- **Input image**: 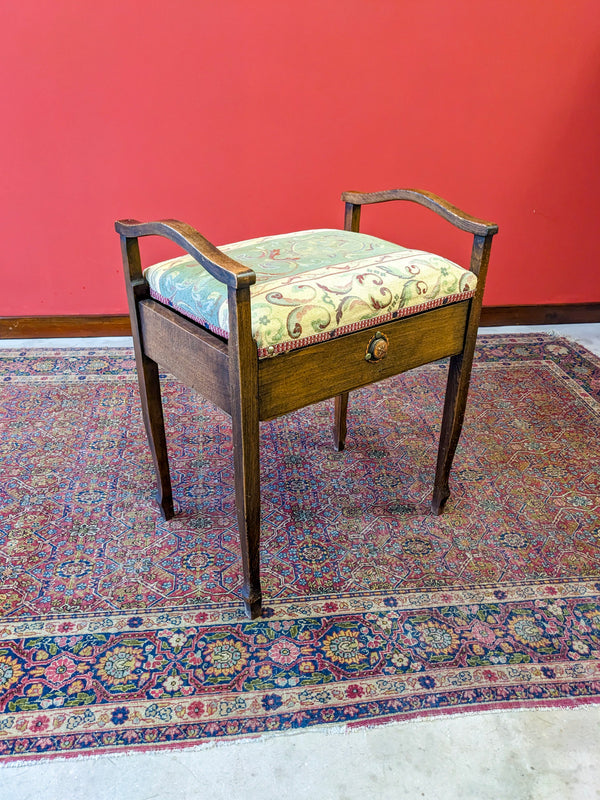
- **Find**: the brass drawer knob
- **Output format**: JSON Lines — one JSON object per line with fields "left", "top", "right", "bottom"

{"left": 365, "top": 331, "right": 389, "bottom": 362}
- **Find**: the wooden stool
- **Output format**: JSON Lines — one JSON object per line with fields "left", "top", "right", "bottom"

{"left": 116, "top": 189, "right": 498, "bottom": 617}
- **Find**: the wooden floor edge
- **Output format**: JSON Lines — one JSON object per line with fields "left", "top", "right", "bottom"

{"left": 1, "top": 304, "right": 599, "bottom": 339}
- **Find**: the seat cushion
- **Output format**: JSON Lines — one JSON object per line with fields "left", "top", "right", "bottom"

{"left": 144, "top": 229, "right": 477, "bottom": 358}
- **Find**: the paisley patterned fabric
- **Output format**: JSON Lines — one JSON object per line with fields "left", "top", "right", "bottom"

{"left": 144, "top": 229, "right": 477, "bottom": 358}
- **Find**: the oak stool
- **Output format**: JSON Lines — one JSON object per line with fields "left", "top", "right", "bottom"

{"left": 116, "top": 189, "right": 498, "bottom": 617}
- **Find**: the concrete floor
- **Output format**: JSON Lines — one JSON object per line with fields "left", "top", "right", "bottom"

{"left": 1, "top": 324, "right": 599, "bottom": 800}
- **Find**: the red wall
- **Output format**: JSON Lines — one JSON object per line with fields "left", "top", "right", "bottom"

{"left": 2, "top": 0, "right": 599, "bottom": 316}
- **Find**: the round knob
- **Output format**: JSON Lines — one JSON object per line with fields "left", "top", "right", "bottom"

{"left": 365, "top": 331, "right": 389, "bottom": 362}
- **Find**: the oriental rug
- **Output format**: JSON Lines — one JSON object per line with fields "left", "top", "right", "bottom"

{"left": 0, "top": 334, "right": 599, "bottom": 761}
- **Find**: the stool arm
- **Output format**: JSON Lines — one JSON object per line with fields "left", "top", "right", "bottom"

{"left": 341, "top": 189, "right": 498, "bottom": 237}
{"left": 115, "top": 219, "right": 256, "bottom": 289}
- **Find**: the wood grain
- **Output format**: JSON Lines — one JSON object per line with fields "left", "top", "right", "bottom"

{"left": 432, "top": 233, "right": 495, "bottom": 513}
{"left": 341, "top": 189, "right": 498, "bottom": 236}
{"left": 258, "top": 302, "right": 469, "bottom": 420}
{"left": 227, "top": 285, "right": 262, "bottom": 619}
{"left": 115, "top": 219, "right": 256, "bottom": 289}
{"left": 333, "top": 392, "right": 349, "bottom": 452}
{"left": 120, "top": 236, "right": 174, "bottom": 520}
{"left": 138, "top": 300, "right": 231, "bottom": 414}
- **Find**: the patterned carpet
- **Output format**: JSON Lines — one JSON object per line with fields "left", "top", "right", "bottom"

{"left": 1, "top": 334, "right": 599, "bottom": 760}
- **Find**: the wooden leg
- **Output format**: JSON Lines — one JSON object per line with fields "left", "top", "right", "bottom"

{"left": 120, "top": 235, "right": 174, "bottom": 521}
{"left": 231, "top": 400, "right": 262, "bottom": 618}
{"left": 228, "top": 286, "right": 262, "bottom": 619}
{"left": 432, "top": 234, "right": 495, "bottom": 514}
{"left": 134, "top": 349, "right": 175, "bottom": 521}
{"left": 431, "top": 352, "right": 473, "bottom": 515}
{"left": 333, "top": 392, "right": 349, "bottom": 452}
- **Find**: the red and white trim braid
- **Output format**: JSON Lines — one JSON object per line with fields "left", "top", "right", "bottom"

{"left": 149, "top": 287, "right": 475, "bottom": 360}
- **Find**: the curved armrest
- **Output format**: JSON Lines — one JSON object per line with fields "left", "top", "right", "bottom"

{"left": 115, "top": 219, "right": 256, "bottom": 289}
{"left": 341, "top": 189, "right": 498, "bottom": 237}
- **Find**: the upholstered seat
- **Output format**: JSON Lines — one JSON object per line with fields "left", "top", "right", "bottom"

{"left": 144, "top": 229, "right": 477, "bottom": 357}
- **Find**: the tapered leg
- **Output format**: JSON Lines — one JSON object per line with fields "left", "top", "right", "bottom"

{"left": 431, "top": 352, "right": 472, "bottom": 515}
{"left": 431, "top": 233, "right": 495, "bottom": 515}
{"left": 231, "top": 398, "right": 262, "bottom": 618}
{"left": 228, "top": 286, "right": 262, "bottom": 618}
{"left": 120, "top": 234, "right": 174, "bottom": 521}
{"left": 134, "top": 350, "right": 175, "bottom": 521}
{"left": 333, "top": 392, "right": 349, "bottom": 451}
